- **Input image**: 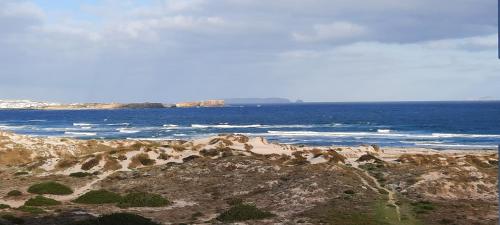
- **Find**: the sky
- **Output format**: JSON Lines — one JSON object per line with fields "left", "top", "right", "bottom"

{"left": 0, "top": 0, "right": 498, "bottom": 103}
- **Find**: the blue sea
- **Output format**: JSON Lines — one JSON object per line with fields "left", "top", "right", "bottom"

{"left": 0, "top": 102, "right": 499, "bottom": 149}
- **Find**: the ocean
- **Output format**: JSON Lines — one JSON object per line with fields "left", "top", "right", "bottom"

{"left": 0, "top": 101, "right": 499, "bottom": 149}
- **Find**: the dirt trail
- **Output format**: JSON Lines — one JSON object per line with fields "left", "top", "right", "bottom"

{"left": 355, "top": 167, "right": 401, "bottom": 221}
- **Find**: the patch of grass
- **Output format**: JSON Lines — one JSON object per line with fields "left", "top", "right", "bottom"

{"left": 411, "top": 201, "right": 435, "bottom": 214}
{"left": 14, "top": 171, "right": 29, "bottom": 176}
{"left": 117, "top": 192, "right": 169, "bottom": 208}
{"left": 216, "top": 203, "right": 274, "bottom": 222}
{"left": 0, "top": 204, "right": 10, "bottom": 209}
{"left": 24, "top": 196, "right": 61, "bottom": 206}
{"left": 1, "top": 214, "right": 24, "bottom": 224}
{"left": 73, "top": 190, "right": 122, "bottom": 204}
{"left": 71, "top": 213, "right": 160, "bottom": 225}
{"left": 27, "top": 181, "right": 73, "bottom": 195}
{"left": 17, "top": 206, "right": 44, "bottom": 214}
{"left": 6, "top": 190, "right": 22, "bottom": 197}
{"left": 69, "top": 172, "right": 94, "bottom": 178}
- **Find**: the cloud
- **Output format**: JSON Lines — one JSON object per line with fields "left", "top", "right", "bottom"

{"left": 292, "top": 22, "right": 367, "bottom": 43}
{"left": 115, "top": 16, "right": 225, "bottom": 40}
{"left": 0, "top": 0, "right": 498, "bottom": 102}
{"left": 0, "top": 1, "right": 44, "bottom": 34}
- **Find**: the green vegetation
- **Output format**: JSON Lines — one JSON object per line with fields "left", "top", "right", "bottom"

{"left": 71, "top": 213, "right": 160, "bottom": 225}
{"left": 343, "top": 190, "right": 355, "bottom": 195}
{"left": 24, "top": 195, "right": 61, "bottom": 206}
{"left": 27, "top": 181, "right": 73, "bottom": 195}
{"left": 411, "top": 201, "right": 435, "bottom": 214}
{"left": 6, "top": 190, "right": 22, "bottom": 197}
{"left": 73, "top": 190, "right": 122, "bottom": 204}
{"left": 69, "top": 172, "right": 94, "bottom": 178}
{"left": 117, "top": 192, "right": 169, "bottom": 208}
{"left": 217, "top": 203, "right": 274, "bottom": 222}
{"left": 1, "top": 214, "right": 24, "bottom": 224}
{"left": 14, "top": 171, "right": 29, "bottom": 176}
{"left": 0, "top": 204, "right": 10, "bottom": 209}
{"left": 17, "top": 206, "right": 44, "bottom": 214}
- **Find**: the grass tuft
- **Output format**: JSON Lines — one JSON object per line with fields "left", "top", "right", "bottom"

{"left": 6, "top": 190, "right": 22, "bottom": 197}
{"left": 69, "top": 172, "right": 94, "bottom": 178}
{"left": 217, "top": 203, "right": 274, "bottom": 222}
{"left": 117, "top": 192, "right": 169, "bottom": 208}
{"left": 24, "top": 195, "right": 61, "bottom": 206}
{"left": 27, "top": 181, "right": 73, "bottom": 195}
{"left": 73, "top": 190, "right": 122, "bottom": 204}
{"left": 17, "top": 206, "right": 45, "bottom": 214}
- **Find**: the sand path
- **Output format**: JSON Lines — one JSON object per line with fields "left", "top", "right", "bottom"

{"left": 355, "top": 167, "right": 401, "bottom": 221}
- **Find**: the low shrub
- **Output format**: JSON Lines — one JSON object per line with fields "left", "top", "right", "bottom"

{"left": 81, "top": 157, "right": 101, "bottom": 171}
{"left": 343, "top": 190, "right": 355, "bottom": 195}
{"left": 71, "top": 213, "right": 160, "bottom": 225}
{"left": 17, "top": 206, "right": 44, "bottom": 214}
{"left": 24, "top": 196, "right": 61, "bottom": 206}
{"left": 411, "top": 201, "right": 435, "bottom": 214}
{"left": 69, "top": 172, "right": 94, "bottom": 178}
{"left": 14, "top": 171, "right": 29, "bottom": 176}
{"left": 73, "top": 190, "right": 122, "bottom": 204}
{"left": 217, "top": 203, "right": 274, "bottom": 222}
{"left": 0, "top": 204, "right": 10, "bottom": 209}
{"left": 27, "top": 181, "right": 73, "bottom": 195}
{"left": 117, "top": 192, "right": 169, "bottom": 208}
{"left": 1, "top": 214, "right": 24, "bottom": 224}
{"left": 6, "top": 190, "right": 22, "bottom": 197}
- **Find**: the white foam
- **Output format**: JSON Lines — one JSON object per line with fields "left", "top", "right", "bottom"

{"left": 265, "top": 130, "right": 500, "bottom": 139}
{"left": 107, "top": 123, "right": 130, "bottom": 126}
{"left": 377, "top": 129, "right": 391, "bottom": 133}
{"left": 64, "top": 131, "right": 97, "bottom": 136}
{"left": 73, "top": 123, "right": 95, "bottom": 126}
{"left": 191, "top": 124, "right": 262, "bottom": 129}
{"left": 117, "top": 128, "right": 140, "bottom": 133}
{"left": 413, "top": 143, "right": 497, "bottom": 149}
{"left": 28, "top": 119, "right": 47, "bottom": 122}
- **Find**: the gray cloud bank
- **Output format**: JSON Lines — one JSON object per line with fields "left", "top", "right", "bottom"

{"left": 0, "top": 0, "right": 498, "bottom": 103}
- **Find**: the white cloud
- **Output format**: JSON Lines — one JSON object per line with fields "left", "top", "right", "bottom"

{"left": 292, "top": 22, "right": 367, "bottom": 42}
{"left": 0, "top": 0, "right": 498, "bottom": 102}
{"left": 115, "top": 16, "right": 225, "bottom": 40}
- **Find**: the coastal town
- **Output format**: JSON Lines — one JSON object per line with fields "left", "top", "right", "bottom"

{"left": 0, "top": 99, "right": 225, "bottom": 110}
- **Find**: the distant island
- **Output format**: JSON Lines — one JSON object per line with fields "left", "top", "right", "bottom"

{"left": 224, "top": 98, "right": 292, "bottom": 104}
{"left": 0, "top": 99, "right": 225, "bottom": 110}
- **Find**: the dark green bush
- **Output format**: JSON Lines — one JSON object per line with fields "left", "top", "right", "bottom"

{"left": 411, "top": 201, "right": 435, "bottom": 214}
{"left": 0, "top": 204, "right": 10, "bottom": 209}
{"left": 69, "top": 172, "right": 94, "bottom": 178}
{"left": 343, "top": 190, "right": 355, "bottom": 195}
{"left": 117, "top": 192, "right": 169, "bottom": 208}
{"left": 17, "top": 206, "right": 44, "bottom": 214}
{"left": 73, "top": 190, "right": 122, "bottom": 204}
{"left": 27, "top": 182, "right": 73, "bottom": 195}
{"left": 1, "top": 214, "right": 24, "bottom": 224}
{"left": 24, "top": 196, "right": 61, "bottom": 206}
{"left": 217, "top": 203, "right": 274, "bottom": 222}
{"left": 6, "top": 190, "right": 22, "bottom": 197}
{"left": 71, "top": 213, "right": 160, "bottom": 225}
